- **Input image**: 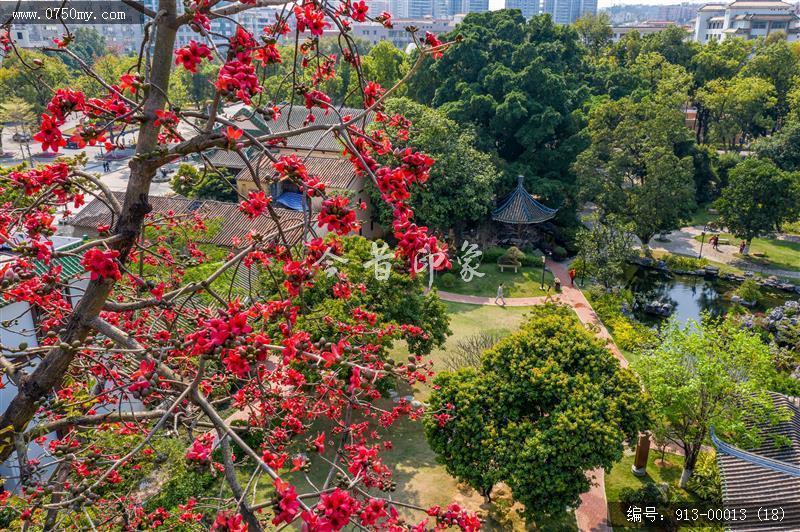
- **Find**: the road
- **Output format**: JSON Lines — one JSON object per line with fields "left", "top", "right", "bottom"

{"left": 0, "top": 125, "right": 174, "bottom": 196}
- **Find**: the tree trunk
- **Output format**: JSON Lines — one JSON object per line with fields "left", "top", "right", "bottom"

{"left": 0, "top": 0, "right": 178, "bottom": 463}
{"left": 680, "top": 446, "right": 700, "bottom": 488}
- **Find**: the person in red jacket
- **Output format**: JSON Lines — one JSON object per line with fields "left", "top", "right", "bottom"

{"left": 568, "top": 268, "right": 577, "bottom": 286}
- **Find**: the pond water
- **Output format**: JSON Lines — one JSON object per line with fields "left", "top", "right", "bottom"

{"left": 626, "top": 268, "right": 796, "bottom": 325}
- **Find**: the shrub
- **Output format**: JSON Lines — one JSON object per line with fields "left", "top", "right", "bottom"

{"left": 686, "top": 452, "right": 722, "bottom": 504}
{"left": 440, "top": 272, "right": 457, "bottom": 288}
{"left": 735, "top": 279, "right": 761, "bottom": 303}
{"left": 482, "top": 247, "right": 506, "bottom": 264}
{"left": 520, "top": 248, "right": 543, "bottom": 267}
{"left": 551, "top": 245, "right": 568, "bottom": 260}
{"left": 608, "top": 316, "right": 658, "bottom": 352}
{"left": 619, "top": 483, "right": 669, "bottom": 507}
{"left": 499, "top": 246, "right": 525, "bottom": 265}
{"left": 662, "top": 253, "right": 709, "bottom": 271}
{"left": 585, "top": 288, "right": 656, "bottom": 352}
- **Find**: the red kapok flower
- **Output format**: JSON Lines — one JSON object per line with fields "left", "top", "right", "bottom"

{"left": 316, "top": 488, "right": 359, "bottom": 530}
{"left": 81, "top": 248, "right": 121, "bottom": 281}
{"left": 175, "top": 40, "right": 213, "bottom": 73}
{"left": 34, "top": 114, "right": 66, "bottom": 153}
{"left": 272, "top": 478, "right": 300, "bottom": 526}
{"left": 239, "top": 190, "right": 271, "bottom": 218}
{"left": 318, "top": 196, "right": 359, "bottom": 235}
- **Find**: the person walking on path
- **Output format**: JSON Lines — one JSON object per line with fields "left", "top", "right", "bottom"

{"left": 495, "top": 283, "right": 506, "bottom": 306}
{"left": 568, "top": 268, "right": 577, "bottom": 286}
{"left": 544, "top": 284, "right": 555, "bottom": 303}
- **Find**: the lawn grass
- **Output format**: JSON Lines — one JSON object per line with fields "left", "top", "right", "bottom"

{"left": 691, "top": 232, "right": 800, "bottom": 272}
{"left": 433, "top": 263, "right": 555, "bottom": 298}
{"left": 605, "top": 452, "right": 697, "bottom": 503}
{"left": 389, "top": 301, "right": 533, "bottom": 397}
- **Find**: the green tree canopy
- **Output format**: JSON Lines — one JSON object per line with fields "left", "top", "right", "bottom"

{"left": 752, "top": 118, "right": 800, "bottom": 171}
{"left": 697, "top": 76, "right": 777, "bottom": 148}
{"left": 368, "top": 98, "right": 496, "bottom": 233}
{"left": 170, "top": 163, "right": 238, "bottom": 202}
{"left": 636, "top": 317, "right": 788, "bottom": 486}
{"left": 0, "top": 50, "right": 71, "bottom": 113}
{"left": 425, "top": 305, "right": 649, "bottom": 517}
{"left": 741, "top": 39, "right": 799, "bottom": 121}
{"left": 407, "top": 11, "right": 588, "bottom": 199}
{"left": 52, "top": 28, "right": 107, "bottom": 71}
{"left": 574, "top": 91, "right": 696, "bottom": 246}
{"left": 577, "top": 214, "right": 636, "bottom": 288}
{"left": 715, "top": 157, "right": 800, "bottom": 242}
{"left": 574, "top": 13, "right": 613, "bottom": 57}
{"left": 639, "top": 25, "right": 698, "bottom": 69}
{"left": 299, "top": 236, "right": 451, "bottom": 356}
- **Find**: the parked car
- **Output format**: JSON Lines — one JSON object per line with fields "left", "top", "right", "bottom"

{"left": 12, "top": 132, "right": 31, "bottom": 142}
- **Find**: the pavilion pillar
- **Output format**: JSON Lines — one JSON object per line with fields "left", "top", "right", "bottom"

{"left": 631, "top": 433, "right": 650, "bottom": 477}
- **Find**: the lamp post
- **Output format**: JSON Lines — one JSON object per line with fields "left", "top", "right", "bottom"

{"left": 540, "top": 251, "right": 549, "bottom": 290}
{"left": 698, "top": 223, "right": 708, "bottom": 259}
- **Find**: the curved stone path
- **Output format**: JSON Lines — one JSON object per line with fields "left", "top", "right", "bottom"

{"left": 439, "top": 259, "right": 624, "bottom": 531}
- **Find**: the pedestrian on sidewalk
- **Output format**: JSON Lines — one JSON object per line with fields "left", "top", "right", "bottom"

{"left": 495, "top": 283, "right": 506, "bottom": 306}
{"left": 568, "top": 268, "right": 576, "bottom": 286}
{"left": 739, "top": 240, "right": 746, "bottom": 254}
{"left": 544, "top": 284, "right": 554, "bottom": 303}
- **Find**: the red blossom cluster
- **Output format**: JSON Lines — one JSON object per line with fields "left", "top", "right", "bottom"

{"left": 174, "top": 40, "right": 213, "bottom": 72}
{"left": 318, "top": 196, "right": 360, "bottom": 235}
{"left": 239, "top": 190, "right": 271, "bottom": 218}
{"left": 81, "top": 248, "right": 122, "bottom": 281}
{"left": 294, "top": 3, "right": 330, "bottom": 36}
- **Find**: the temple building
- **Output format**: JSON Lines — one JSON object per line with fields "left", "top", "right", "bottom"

{"left": 694, "top": 0, "right": 800, "bottom": 42}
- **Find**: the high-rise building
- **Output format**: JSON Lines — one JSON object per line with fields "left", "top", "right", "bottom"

{"left": 541, "top": 0, "right": 596, "bottom": 24}
{"left": 504, "top": 0, "right": 539, "bottom": 18}
{"left": 464, "top": 0, "right": 490, "bottom": 14}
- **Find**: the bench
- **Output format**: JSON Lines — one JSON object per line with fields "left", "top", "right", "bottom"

{"left": 498, "top": 263, "right": 520, "bottom": 273}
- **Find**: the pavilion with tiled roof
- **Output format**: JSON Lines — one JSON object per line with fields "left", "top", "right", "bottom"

{"left": 492, "top": 176, "right": 558, "bottom": 225}
{"left": 713, "top": 392, "right": 800, "bottom": 531}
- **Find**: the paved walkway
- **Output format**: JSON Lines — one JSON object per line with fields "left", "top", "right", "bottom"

{"left": 649, "top": 225, "right": 800, "bottom": 280}
{"left": 441, "top": 259, "right": 625, "bottom": 532}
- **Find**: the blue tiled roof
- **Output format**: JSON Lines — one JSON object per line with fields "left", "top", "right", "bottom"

{"left": 276, "top": 191, "right": 304, "bottom": 211}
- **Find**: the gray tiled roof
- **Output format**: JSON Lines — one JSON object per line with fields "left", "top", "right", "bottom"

{"left": 716, "top": 393, "right": 800, "bottom": 531}
{"left": 492, "top": 176, "right": 557, "bottom": 225}
{"left": 236, "top": 153, "right": 358, "bottom": 190}
{"left": 269, "top": 106, "right": 375, "bottom": 152}
{"left": 66, "top": 192, "right": 305, "bottom": 248}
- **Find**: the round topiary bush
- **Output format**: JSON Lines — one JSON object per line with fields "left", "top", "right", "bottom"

{"left": 499, "top": 246, "right": 525, "bottom": 266}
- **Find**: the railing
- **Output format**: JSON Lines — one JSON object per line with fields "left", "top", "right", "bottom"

{"left": 711, "top": 426, "right": 800, "bottom": 478}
